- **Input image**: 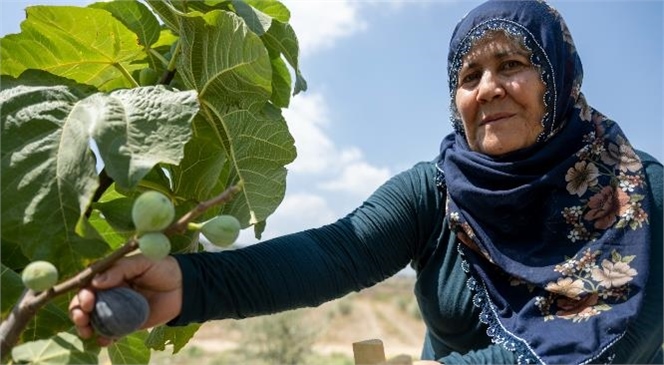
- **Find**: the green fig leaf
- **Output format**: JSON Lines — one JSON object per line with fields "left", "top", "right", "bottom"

{"left": 146, "top": 323, "right": 201, "bottom": 354}
{"left": 89, "top": 0, "right": 161, "bottom": 48}
{"left": 11, "top": 331, "right": 100, "bottom": 365}
{"left": 108, "top": 331, "right": 151, "bottom": 364}
{"left": 261, "top": 19, "right": 307, "bottom": 96}
{"left": 1, "top": 79, "right": 107, "bottom": 273}
{"left": 177, "top": 10, "right": 295, "bottom": 229}
{"left": 0, "top": 6, "right": 146, "bottom": 91}
{"left": 80, "top": 86, "right": 198, "bottom": 189}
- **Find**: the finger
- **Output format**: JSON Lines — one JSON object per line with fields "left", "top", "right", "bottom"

{"left": 68, "top": 289, "right": 94, "bottom": 322}
{"left": 79, "top": 326, "right": 93, "bottom": 339}
{"left": 68, "top": 293, "right": 81, "bottom": 312}
{"left": 74, "top": 318, "right": 94, "bottom": 339}
{"left": 69, "top": 307, "right": 89, "bottom": 328}
{"left": 76, "top": 288, "right": 96, "bottom": 313}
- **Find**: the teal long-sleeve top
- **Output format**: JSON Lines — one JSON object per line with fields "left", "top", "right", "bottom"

{"left": 170, "top": 152, "right": 662, "bottom": 364}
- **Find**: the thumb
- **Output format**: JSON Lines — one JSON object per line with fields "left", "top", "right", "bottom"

{"left": 91, "top": 255, "right": 151, "bottom": 289}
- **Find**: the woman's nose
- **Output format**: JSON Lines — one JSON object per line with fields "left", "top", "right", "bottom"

{"left": 476, "top": 72, "right": 505, "bottom": 102}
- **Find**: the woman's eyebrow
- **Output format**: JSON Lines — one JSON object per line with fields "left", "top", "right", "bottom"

{"left": 495, "top": 48, "right": 530, "bottom": 59}
{"left": 462, "top": 48, "right": 530, "bottom": 70}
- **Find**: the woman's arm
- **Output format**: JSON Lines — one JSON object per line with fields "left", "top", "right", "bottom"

{"left": 611, "top": 152, "right": 663, "bottom": 363}
{"left": 170, "top": 161, "right": 443, "bottom": 325}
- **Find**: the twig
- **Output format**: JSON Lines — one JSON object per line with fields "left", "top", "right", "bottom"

{"left": 0, "top": 182, "right": 243, "bottom": 361}
{"left": 166, "top": 180, "right": 244, "bottom": 235}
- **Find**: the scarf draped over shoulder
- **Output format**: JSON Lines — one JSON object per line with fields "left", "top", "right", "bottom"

{"left": 436, "top": 1, "right": 651, "bottom": 363}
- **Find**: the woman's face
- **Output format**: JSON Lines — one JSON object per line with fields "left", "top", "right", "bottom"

{"left": 455, "top": 32, "right": 546, "bottom": 156}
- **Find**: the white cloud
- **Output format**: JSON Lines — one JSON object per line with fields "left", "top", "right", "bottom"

{"left": 319, "top": 159, "right": 391, "bottom": 197}
{"left": 283, "top": 92, "right": 392, "bottom": 197}
{"left": 283, "top": 0, "right": 368, "bottom": 57}
{"left": 237, "top": 192, "right": 337, "bottom": 244}
{"left": 272, "top": 193, "right": 338, "bottom": 228}
{"left": 282, "top": 92, "right": 334, "bottom": 173}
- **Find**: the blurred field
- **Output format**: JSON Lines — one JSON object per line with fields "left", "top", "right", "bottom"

{"left": 147, "top": 274, "right": 425, "bottom": 365}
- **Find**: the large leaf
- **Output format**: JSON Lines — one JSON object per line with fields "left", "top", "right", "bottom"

{"left": 170, "top": 116, "right": 229, "bottom": 202}
{"left": 11, "top": 331, "right": 100, "bottom": 365}
{"left": 261, "top": 18, "right": 307, "bottom": 96}
{"left": 243, "top": 0, "right": 291, "bottom": 22}
{"left": 217, "top": 105, "right": 296, "bottom": 227}
{"left": 107, "top": 331, "right": 151, "bottom": 364}
{"left": 145, "top": 0, "right": 184, "bottom": 35}
{"left": 176, "top": 10, "right": 296, "bottom": 229}
{"left": 0, "top": 6, "right": 146, "bottom": 91}
{"left": 0, "top": 78, "right": 107, "bottom": 273}
{"left": 89, "top": 0, "right": 161, "bottom": 48}
{"left": 269, "top": 54, "right": 293, "bottom": 108}
{"left": 177, "top": 10, "right": 272, "bottom": 106}
{"left": 1, "top": 74, "right": 198, "bottom": 274}
{"left": 231, "top": 0, "right": 272, "bottom": 36}
{"left": 80, "top": 86, "right": 198, "bottom": 189}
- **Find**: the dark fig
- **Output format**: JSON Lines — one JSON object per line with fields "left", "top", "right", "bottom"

{"left": 90, "top": 287, "right": 149, "bottom": 339}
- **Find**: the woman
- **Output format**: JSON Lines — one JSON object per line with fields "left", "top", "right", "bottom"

{"left": 70, "top": 0, "right": 663, "bottom": 363}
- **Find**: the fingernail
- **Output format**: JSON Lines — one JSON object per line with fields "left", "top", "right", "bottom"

{"left": 93, "top": 273, "right": 107, "bottom": 284}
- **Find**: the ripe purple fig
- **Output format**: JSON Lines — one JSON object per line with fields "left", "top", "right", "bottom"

{"left": 91, "top": 287, "right": 149, "bottom": 339}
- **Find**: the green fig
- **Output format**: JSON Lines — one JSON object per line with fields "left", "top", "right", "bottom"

{"left": 139, "top": 68, "right": 159, "bottom": 86}
{"left": 201, "top": 215, "right": 241, "bottom": 247}
{"left": 138, "top": 232, "right": 171, "bottom": 261}
{"left": 131, "top": 191, "right": 175, "bottom": 233}
{"left": 22, "top": 260, "right": 58, "bottom": 292}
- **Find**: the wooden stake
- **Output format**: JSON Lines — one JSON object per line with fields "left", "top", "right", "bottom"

{"left": 353, "top": 338, "right": 386, "bottom": 365}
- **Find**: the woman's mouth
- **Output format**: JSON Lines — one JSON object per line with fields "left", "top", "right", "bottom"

{"left": 480, "top": 113, "right": 515, "bottom": 126}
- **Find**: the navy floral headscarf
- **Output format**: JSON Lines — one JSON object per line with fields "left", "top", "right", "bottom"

{"left": 436, "top": 1, "right": 651, "bottom": 363}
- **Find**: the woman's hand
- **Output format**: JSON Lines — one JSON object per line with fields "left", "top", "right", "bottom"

{"left": 68, "top": 254, "right": 183, "bottom": 346}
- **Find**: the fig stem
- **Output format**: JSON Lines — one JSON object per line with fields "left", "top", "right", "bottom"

{"left": 187, "top": 222, "right": 203, "bottom": 231}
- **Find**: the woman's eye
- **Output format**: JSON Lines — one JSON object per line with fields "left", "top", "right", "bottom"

{"left": 461, "top": 72, "right": 480, "bottom": 84}
{"left": 502, "top": 60, "right": 524, "bottom": 70}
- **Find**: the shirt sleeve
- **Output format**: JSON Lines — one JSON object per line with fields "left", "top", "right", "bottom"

{"left": 611, "top": 152, "right": 663, "bottom": 363}
{"left": 168, "top": 161, "right": 442, "bottom": 325}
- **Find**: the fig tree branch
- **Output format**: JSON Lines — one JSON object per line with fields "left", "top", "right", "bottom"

{"left": 0, "top": 182, "right": 243, "bottom": 361}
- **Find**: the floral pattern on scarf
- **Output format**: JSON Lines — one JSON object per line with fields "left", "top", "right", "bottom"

{"left": 532, "top": 248, "right": 637, "bottom": 322}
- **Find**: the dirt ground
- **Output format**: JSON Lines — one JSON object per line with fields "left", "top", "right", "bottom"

{"left": 165, "top": 275, "right": 426, "bottom": 363}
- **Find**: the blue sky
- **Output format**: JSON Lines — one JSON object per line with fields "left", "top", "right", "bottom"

{"left": 2, "top": 1, "right": 662, "bottom": 246}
